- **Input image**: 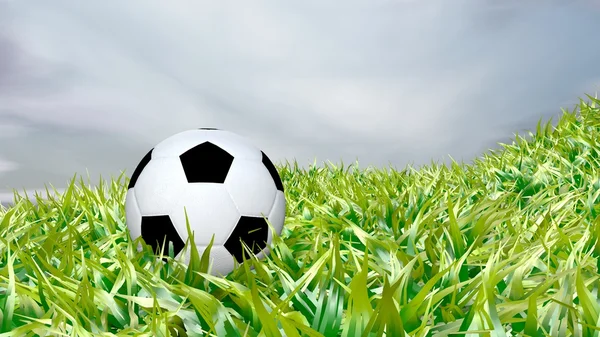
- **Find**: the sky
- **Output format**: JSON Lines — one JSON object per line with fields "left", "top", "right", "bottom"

{"left": 1, "top": 0, "right": 600, "bottom": 206}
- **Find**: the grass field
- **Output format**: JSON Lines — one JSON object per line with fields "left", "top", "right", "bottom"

{"left": 1, "top": 96, "right": 600, "bottom": 336}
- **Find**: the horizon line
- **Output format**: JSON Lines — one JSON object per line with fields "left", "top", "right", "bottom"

{"left": 0, "top": 188, "right": 67, "bottom": 207}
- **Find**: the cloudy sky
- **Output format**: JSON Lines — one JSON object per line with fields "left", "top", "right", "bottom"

{"left": 1, "top": 0, "right": 600, "bottom": 205}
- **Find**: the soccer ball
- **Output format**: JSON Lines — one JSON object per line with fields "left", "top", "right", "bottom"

{"left": 125, "top": 128, "right": 286, "bottom": 276}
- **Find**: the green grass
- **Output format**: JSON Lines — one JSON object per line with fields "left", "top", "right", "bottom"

{"left": 2, "top": 96, "right": 600, "bottom": 336}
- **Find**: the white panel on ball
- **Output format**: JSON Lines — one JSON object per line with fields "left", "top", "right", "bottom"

{"left": 178, "top": 244, "right": 236, "bottom": 277}
{"left": 125, "top": 188, "right": 143, "bottom": 245}
{"left": 168, "top": 183, "right": 241, "bottom": 246}
{"left": 267, "top": 190, "right": 286, "bottom": 241}
{"left": 224, "top": 158, "right": 277, "bottom": 217}
{"left": 133, "top": 157, "right": 189, "bottom": 216}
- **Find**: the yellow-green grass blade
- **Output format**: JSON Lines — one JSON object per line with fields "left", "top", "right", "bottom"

{"left": 310, "top": 235, "right": 344, "bottom": 335}
{"left": 340, "top": 246, "right": 373, "bottom": 337}
{"left": 363, "top": 274, "right": 406, "bottom": 337}
{"left": 445, "top": 195, "right": 466, "bottom": 259}
{"left": 0, "top": 245, "right": 16, "bottom": 333}
{"left": 575, "top": 266, "right": 600, "bottom": 336}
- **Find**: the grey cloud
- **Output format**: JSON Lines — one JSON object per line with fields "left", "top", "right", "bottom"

{"left": 0, "top": 0, "right": 599, "bottom": 205}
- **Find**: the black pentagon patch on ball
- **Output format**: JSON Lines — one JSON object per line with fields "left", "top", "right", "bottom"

{"left": 141, "top": 215, "right": 185, "bottom": 258}
{"left": 224, "top": 216, "right": 269, "bottom": 263}
{"left": 261, "top": 151, "right": 284, "bottom": 192}
{"left": 128, "top": 148, "right": 153, "bottom": 189}
{"left": 198, "top": 127, "right": 219, "bottom": 130}
{"left": 179, "top": 141, "right": 234, "bottom": 183}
